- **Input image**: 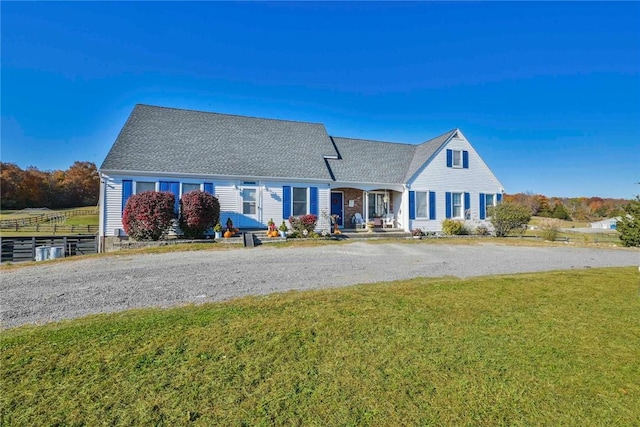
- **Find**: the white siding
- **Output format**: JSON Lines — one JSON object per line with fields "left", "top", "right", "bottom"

{"left": 102, "top": 174, "right": 124, "bottom": 236}
{"left": 317, "top": 187, "right": 331, "bottom": 232}
{"left": 409, "top": 136, "right": 503, "bottom": 233}
{"left": 262, "top": 183, "right": 285, "bottom": 224}
{"left": 213, "top": 181, "right": 239, "bottom": 228}
{"left": 100, "top": 173, "right": 332, "bottom": 234}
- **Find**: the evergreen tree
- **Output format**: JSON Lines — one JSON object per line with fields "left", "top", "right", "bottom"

{"left": 617, "top": 196, "right": 640, "bottom": 247}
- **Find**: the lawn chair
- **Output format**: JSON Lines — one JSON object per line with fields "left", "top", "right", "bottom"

{"left": 353, "top": 213, "right": 366, "bottom": 229}
{"left": 383, "top": 213, "right": 395, "bottom": 229}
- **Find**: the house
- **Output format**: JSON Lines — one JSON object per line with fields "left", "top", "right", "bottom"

{"left": 99, "top": 104, "right": 504, "bottom": 245}
{"left": 589, "top": 217, "right": 620, "bottom": 230}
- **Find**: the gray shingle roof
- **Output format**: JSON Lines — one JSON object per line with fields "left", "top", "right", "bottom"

{"left": 327, "top": 137, "right": 416, "bottom": 184}
{"left": 404, "top": 130, "right": 457, "bottom": 182}
{"left": 100, "top": 104, "right": 337, "bottom": 180}
{"left": 101, "top": 104, "right": 457, "bottom": 185}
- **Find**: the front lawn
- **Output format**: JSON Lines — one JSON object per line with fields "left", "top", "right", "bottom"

{"left": 1, "top": 267, "right": 638, "bottom": 425}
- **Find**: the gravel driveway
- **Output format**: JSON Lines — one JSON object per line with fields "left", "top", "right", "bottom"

{"left": 2, "top": 242, "right": 638, "bottom": 329}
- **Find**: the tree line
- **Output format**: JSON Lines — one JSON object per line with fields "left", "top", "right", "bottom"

{"left": 1, "top": 161, "right": 99, "bottom": 209}
{"left": 503, "top": 192, "right": 628, "bottom": 221}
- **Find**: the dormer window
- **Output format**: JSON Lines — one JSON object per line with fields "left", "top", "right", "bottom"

{"left": 452, "top": 150, "right": 462, "bottom": 167}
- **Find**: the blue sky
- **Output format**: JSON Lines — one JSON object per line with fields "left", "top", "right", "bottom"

{"left": 2, "top": 2, "right": 639, "bottom": 199}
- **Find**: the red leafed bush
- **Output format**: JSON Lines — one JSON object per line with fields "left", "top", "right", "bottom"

{"left": 288, "top": 214, "right": 317, "bottom": 235}
{"left": 122, "top": 191, "right": 175, "bottom": 241}
{"left": 179, "top": 190, "right": 220, "bottom": 239}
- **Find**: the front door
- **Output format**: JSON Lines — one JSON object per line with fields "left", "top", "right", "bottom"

{"left": 239, "top": 185, "right": 260, "bottom": 227}
{"left": 330, "top": 191, "right": 344, "bottom": 226}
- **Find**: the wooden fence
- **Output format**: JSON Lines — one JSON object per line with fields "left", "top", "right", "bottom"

{"left": 0, "top": 235, "right": 98, "bottom": 263}
{"left": 0, "top": 208, "right": 98, "bottom": 230}
{"left": 1, "top": 224, "right": 99, "bottom": 234}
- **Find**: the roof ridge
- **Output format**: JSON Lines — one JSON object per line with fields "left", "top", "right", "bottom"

{"left": 331, "top": 135, "right": 416, "bottom": 147}
{"left": 134, "top": 103, "right": 327, "bottom": 127}
{"left": 417, "top": 128, "right": 458, "bottom": 145}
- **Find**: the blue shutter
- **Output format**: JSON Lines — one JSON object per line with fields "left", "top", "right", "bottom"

{"left": 463, "top": 151, "right": 469, "bottom": 169}
{"left": 429, "top": 191, "right": 436, "bottom": 220}
{"left": 309, "top": 187, "right": 319, "bottom": 216}
{"left": 446, "top": 149, "right": 453, "bottom": 168}
{"left": 122, "top": 180, "right": 132, "bottom": 213}
{"left": 464, "top": 192, "right": 470, "bottom": 218}
{"left": 282, "top": 186, "right": 291, "bottom": 219}
{"left": 445, "top": 192, "right": 452, "bottom": 218}
{"left": 159, "top": 181, "right": 180, "bottom": 213}
{"left": 496, "top": 193, "right": 502, "bottom": 203}
{"left": 409, "top": 191, "right": 416, "bottom": 220}
{"left": 479, "top": 193, "right": 486, "bottom": 220}
{"left": 203, "top": 183, "right": 214, "bottom": 195}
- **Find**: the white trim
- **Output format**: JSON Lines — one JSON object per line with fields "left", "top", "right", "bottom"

{"left": 99, "top": 169, "right": 331, "bottom": 185}
{"left": 414, "top": 190, "right": 429, "bottom": 219}
{"left": 451, "top": 149, "right": 463, "bottom": 168}
{"left": 292, "top": 186, "right": 310, "bottom": 216}
{"left": 451, "top": 192, "right": 464, "bottom": 219}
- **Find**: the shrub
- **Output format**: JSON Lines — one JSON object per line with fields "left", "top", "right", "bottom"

{"left": 288, "top": 214, "right": 317, "bottom": 236}
{"left": 488, "top": 202, "right": 531, "bottom": 237}
{"left": 617, "top": 195, "right": 640, "bottom": 247}
{"left": 441, "top": 219, "right": 466, "bottom": 235}
{"left": 538, "top": 218, "right": 561, "bottom": 241}
{"left": 122, "top": 191, "right": 175, "bottom": 241}
{"left": 179, "top": 191, "right": 220, "bottom": 239}
{"left": 474, "top": 224, "right": 490, "bottom": 236}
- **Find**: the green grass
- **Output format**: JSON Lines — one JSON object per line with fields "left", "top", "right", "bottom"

{"left": 62, "top": 214, "right": 98, "bottom": 226}
{"left": 2, "top": 267, "right": 639, "bottom": 425}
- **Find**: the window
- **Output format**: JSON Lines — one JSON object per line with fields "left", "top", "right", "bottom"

{"left": 415, "top": 192, "right": 428, "bottom": 218}
{"left": 485, "top": 194, "right": 495, "bottom": 217}
{"left": 182, "top": 183, "right": 200, "bottom": 195}
{"left": 452, "top": 150, "right": 462, "bottom": 167}
{"left": 452, "top": 192, "right": 463, "bottom": 218}
{"left": 292, "top": 187, "right": 308, "bottom": 216}
{"left": 135, "top": 181, "right": 155, "bottom": 193}
{"left": 242, "top": 188, "right": 256, "bottom": 215}
{"left": 447, "top": 149, "right": 469, "bottom": 168}
{"left": 367, "top": 193, "right": 388, "bottom": 218}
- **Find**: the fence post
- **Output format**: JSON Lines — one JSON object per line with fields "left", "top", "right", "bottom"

{"left": 31, "top": 237, "right": 36, "bottom": 260}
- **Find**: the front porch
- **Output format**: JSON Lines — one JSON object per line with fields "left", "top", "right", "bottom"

{"left": 330, "top": 187, "right": 405, "bottom": 231}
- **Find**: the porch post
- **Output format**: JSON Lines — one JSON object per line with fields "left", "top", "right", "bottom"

{"left": 363, "top": 191, "right": 369, "bottom": 222}
{"left": 401, "top": 186, "right": 410, "bottom": 232}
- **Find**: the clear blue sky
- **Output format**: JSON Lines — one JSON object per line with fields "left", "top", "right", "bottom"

{"left": 2, "top": 2, "right": 639, "bottom": 199}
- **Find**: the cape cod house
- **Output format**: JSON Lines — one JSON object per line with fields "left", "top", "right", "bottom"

{"left": 99, "top": 104, "right": 504, "bottom": 244}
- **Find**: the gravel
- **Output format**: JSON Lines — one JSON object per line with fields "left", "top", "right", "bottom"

{"left": 1, "top": 242, "right": 638, "bottom": 329}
